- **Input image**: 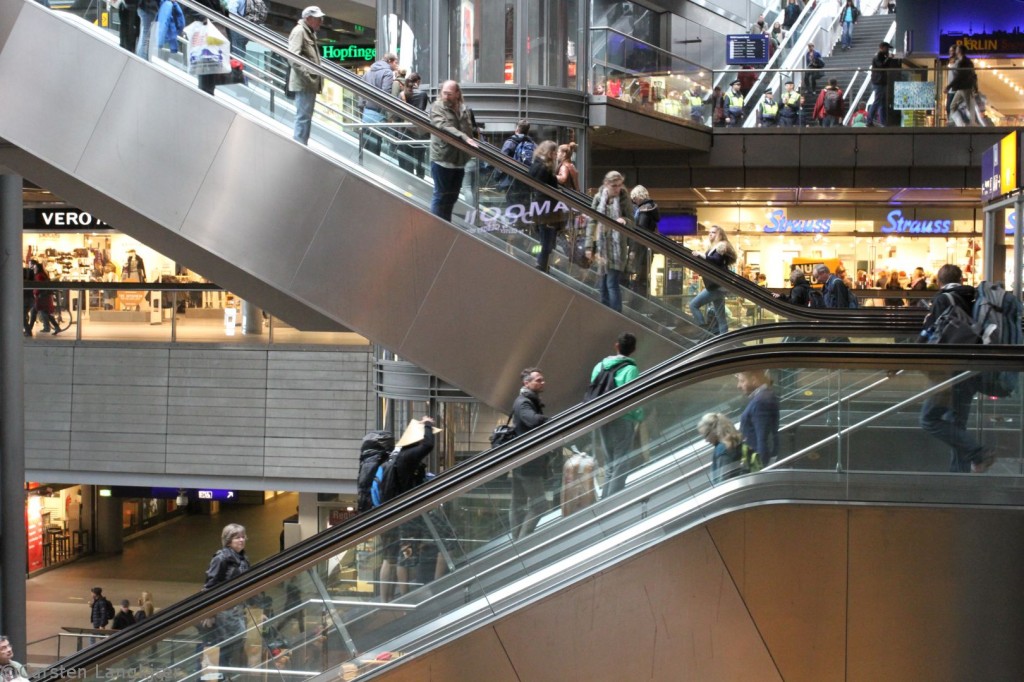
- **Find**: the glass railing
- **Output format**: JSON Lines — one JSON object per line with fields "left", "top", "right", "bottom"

{"left": 715, "top": 64, "right": 1023, "bottom": 129}
{"left": 35, "top": 340, "right": 1024, "bottom": 682}
{"left": 589, "top": 27, "right": 711, "bottom": 127}
{"left": 40, "top": 0, "right": 921, "bottom": 355}
{"left": 20, "top": 282, "right": 365, "bottom": 345}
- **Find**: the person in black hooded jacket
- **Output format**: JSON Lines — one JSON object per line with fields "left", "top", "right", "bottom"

{"left": 356, "top": 430, "right": 395, "bottom": 513}
{"left": 629, "top": 185, "right": 660, "bottom": 296}
{"left": 918, "top": 264, "right": 995, "bottom": 474}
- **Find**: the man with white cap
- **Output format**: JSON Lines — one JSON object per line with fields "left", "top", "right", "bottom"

{"left": 288, "top": 6, "right": 325, "bottom": 145}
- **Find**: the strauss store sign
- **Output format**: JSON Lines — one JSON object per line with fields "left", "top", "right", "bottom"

{"left": 760, "top": 209, "right": 953, "bottom": 235}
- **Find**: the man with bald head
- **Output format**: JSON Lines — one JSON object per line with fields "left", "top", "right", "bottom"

{"left": 428, "top": 80, "right": 479, "bottom": 221}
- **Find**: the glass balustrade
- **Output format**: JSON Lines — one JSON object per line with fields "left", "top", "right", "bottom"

{"left": 42, "top": 347, "right": 1024, "bottom": 682}
{"left": 714, "top": 65, "right": 1024, "bottom": 129}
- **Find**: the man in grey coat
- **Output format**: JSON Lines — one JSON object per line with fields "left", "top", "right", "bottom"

{"left": 288, "top": 6, "right": 324, "bottom": 145}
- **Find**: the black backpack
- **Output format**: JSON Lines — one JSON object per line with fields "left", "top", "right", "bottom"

{"left": 104, "top": 598, "right": 115, "bottom": 622}
{"left": 370, "top": 451, "right": 401, "bottom": 507}
{"left": 356, "top": 431, "right": 394, "bottom": 512}
{"left": 807, "top": 289, "right": 826, "bottom": 309}
{"left": 928, "top": 293, "right": 980, "bottom": 345}
{"left": 583, "top": 358, "right": 636, "bottom": 402}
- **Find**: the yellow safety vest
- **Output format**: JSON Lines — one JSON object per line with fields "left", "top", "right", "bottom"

{"left": 726, "top": 92, "right": 744, "bottom": 108}
{"left": 685, "top": 91, "right": 703, "bottom": 106}
{"left": 760, "top": 101, "right": 779, "bottom": 117}
{"left": 782, "top": 91, "right": 800, "bottom": 107}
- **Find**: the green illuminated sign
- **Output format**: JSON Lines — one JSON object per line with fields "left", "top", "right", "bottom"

{"left": 321, "top": 45, "right": 376, "bottom": 61}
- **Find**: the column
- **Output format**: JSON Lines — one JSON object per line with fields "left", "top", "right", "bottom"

{"left": 0, "top": 173, "right": 27, "bottom": 651}
{"left": 241, "top": 300, "right": 262, "bottom": 335}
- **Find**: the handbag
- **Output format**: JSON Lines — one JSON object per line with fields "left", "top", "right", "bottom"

{"left": 489, "top": 415, "right": 516, "bottom": 448}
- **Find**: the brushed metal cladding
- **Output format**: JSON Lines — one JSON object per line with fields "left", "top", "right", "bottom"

{"left": 0, "top": 4, "right": 127, "bottom": 171}
{"left": 911, "top": 132, "right": 969, "bottom": 167}
{"left": 75, "top": 58, "right": 235, "bottom": 231}
{"left": 745, "top": 133, "right": 802, "bottom": 167}
{"left": 490, "top": 527, "right": 779, "bottom": 681}
{"left": 399, "top": 233, "right": 583, "bottom": 410}
{"left": 846, "top": 507, "right": 1024, "bottom": 681}
{"left": 180, "top": 117, "right": 348, "bottom": 288}
{"left": 288, "top": 182, "right": 459, "bottom": 350}
{"left": 858, "top": 132, "right": 914, "bottom": 167}
{"left": 375, "top": 628, "right": 522, "bottom": 682}
{"left": 800, "top": 133, "right": 857, "bottom": 167}
{"left": 0, "top": 0, "right": 21, "bottom": 51}
{"left": 711, "top": 506, "right": 849, "bottom": 682}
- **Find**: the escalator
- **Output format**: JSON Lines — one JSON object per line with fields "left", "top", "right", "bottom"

{"left": 0, "top": 0, "right": 921, "bottom": 410}
{"left": 33, "top": 330, "right": 1024, "bottom": 682}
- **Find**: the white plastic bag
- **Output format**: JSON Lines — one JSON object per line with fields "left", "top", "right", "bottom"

{"left": 184, "top": 21, "right": 231, "bottom": 76}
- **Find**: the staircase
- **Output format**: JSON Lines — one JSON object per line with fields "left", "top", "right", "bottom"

{"left": 800, "top": 14, "right": 895, "bottom": 124}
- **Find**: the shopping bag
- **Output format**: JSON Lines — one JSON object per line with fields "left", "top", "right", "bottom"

{"left": 185, "top": 21, "right": 231, "bottom": 76}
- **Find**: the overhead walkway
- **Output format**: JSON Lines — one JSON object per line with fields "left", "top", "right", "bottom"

{"left": 0, "top": 1, "right": 921, "bottom": 410}
{"left": 31, "top": 333, "right": 1024, "bottom": 681}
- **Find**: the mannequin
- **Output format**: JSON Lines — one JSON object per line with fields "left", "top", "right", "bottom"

{"left": 122, "top": 249, "right": 147, "bottom": 283}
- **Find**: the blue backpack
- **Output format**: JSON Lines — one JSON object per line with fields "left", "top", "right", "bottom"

{"left": 370, "top": 451, "right": 400, "bottom": 507}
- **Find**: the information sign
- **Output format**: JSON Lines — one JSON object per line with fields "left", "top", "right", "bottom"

{"left": 982, "top": 131, "right": 1021, "bottom": 203}
{"left": 726, "top": 35, "right": 770, "bottom": 65}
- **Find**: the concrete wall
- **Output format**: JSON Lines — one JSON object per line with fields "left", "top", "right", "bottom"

{"left": 24, "top": 344, "right": 375, "bottom": 491}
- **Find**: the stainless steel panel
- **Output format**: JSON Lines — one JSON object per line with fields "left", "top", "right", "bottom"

{"left": 847, "top": 507, "right": 1024, "bottom": 681}
{"left": 371, "top": 628, "right": 522, "bottom": 682}
{"left": 488, "top": 527, "right": 781, "bottom": 681}
{"left": 397, "top": 233, "right": 579, "bottom": 411}
{"left": 0, "top": 3, "right": 126, "bottom": 170}
{"left": 288, "top": 179, "right": 457, "bottom": 349}
{"left": 800, "top": 134, "right": 857, "bottom": 167}
{"left": 76, "top": 59, "right": 236, "bottom": 231}
{"left": 712, "top": 506, "right": 849, "bottom": 682}
{"left": 0, "top": 0, "right": 22, "bottom": 51}
{"left": 180, "top": 116, "right": 348, "bottom": 287}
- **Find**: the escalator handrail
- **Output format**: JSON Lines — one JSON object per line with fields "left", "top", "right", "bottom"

{"left": 34, "top": 334, "right": 1024, "bottom": 679}
{"left": 68, "top": 0, "right": 922, "bottom": 324}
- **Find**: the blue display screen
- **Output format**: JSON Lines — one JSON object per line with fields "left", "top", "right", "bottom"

{"left": 658, "top": 213, "right": 698, "bottom": 236}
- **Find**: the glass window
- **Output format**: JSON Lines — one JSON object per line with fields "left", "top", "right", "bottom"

{"left": 451, "top": 0, "right": 516, "bottom": 84}
{"left": 526, "top": 0, "right": 582, "bottom": 88}
{"left": 383, "top": 0, "right": 433, "bottom": 85}
{"left": 591, "top": 0, "right": 661, "bottom": 46}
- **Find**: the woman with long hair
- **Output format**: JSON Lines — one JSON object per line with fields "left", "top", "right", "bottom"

{"left": 688, "top": 225, "right": 737, "bottom": 335}
{"left": 530, "top": 140, "right": 561, "bottom": 272}
{"left": 697, "top": 412, "right": 745, "bottom": 484}
{"left": 398, "top": 72, "right": 429, "bottom": 178}
{"left": 885, "top": 271, "right": 905, "bottom": 306}
{"left": 585, "top": 171, "right": 632, "bottom": 311}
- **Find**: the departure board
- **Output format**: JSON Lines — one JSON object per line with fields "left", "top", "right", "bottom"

{"left": 726, "top": 34, "right": 770, "bottom": 65}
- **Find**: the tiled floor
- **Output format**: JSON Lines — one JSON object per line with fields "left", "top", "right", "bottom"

{"left": 25, "top": 492, "right": 299, "bottom": 670}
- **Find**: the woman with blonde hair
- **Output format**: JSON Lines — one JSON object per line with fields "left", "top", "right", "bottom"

{"left": 135, "top": 591, "right": 155, "bottom": 622}
{"left": 688, "top": 225, "right": 737, "bottom": 335}
{"left": 529, "top": 140, "right": 562, "bottom": 272}
{"left": 628, "top": 184, "right": 659, "bottom": 296}
{"left": 586, "top": 170, "right": 633, "bottom": 311}
{"left": 698, "top": 412, "right": 754, "bottom": 484}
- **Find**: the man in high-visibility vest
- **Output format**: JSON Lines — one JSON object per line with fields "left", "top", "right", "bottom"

{"left": 757, "top": 88, "right": 780, "bottom": 127}
{"left": 779, "top": 80, "right": 802, "bottom": 127}
{"left": 724, "top": 79, "right": 745, "bottom": 127}
{"left": 684, "top": 85, "right": 705, "bottom": 124}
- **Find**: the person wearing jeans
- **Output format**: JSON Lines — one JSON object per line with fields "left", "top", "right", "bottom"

{"left": 586, "top": 171, "right": 633, "bottom": 313}
{"left": 689, "top": 224, "right": 737, "bottom": 335}
{"left": 136, "top": 0, "right": 159, "bottom": 59}
{"left": 428, "top": 80, "right": 478, "bottom": 222}
{"left": 287, "top": 6, "right": 324, "bottom": 145}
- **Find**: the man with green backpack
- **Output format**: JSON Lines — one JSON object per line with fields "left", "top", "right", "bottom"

{"left": 585, "top": 332, "right": 642, "bottom": 497}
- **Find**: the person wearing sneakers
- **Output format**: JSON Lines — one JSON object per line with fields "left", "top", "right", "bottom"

{"left": 918, "top": 264, "right": 996, "bottom": 473}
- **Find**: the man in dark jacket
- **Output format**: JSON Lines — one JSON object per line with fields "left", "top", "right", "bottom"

{"left": 89, "top": 587, "right": 114, "bottom": 630}
{"left": 112, "top": 600, "right": 136, "bottom": 630}
{"left": 360, "top": 51, "right": 398, "bottom": 155}
{"left": 813, "top": 264, "right": 851, "bottom": 308}
{"left": 918, "top": 264, "right": 995, "bottom": 473}
{"left": 868, "top": 41, "right": 900, "bottom": 126}
{"left": 737, "top": 370, "right": 780, "bottom": 465}
{"left": 509, "top": 368, "right": 549, "bottom": 539}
